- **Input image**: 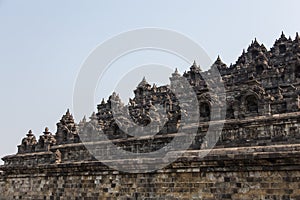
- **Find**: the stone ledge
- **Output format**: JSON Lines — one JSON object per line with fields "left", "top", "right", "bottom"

{"left": 2, "top": 144, "right": 300, "bottom": 176}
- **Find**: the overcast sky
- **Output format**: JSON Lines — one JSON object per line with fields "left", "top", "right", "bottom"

{"left": 0, "top": 0, "right": 299, "bottom": 161}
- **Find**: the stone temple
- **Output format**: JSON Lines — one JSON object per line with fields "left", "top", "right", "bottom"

{"left": 1, "top": 32, "right": 300, "bottom": 199}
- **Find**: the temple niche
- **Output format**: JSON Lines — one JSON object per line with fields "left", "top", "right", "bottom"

{"left": 36, "top": 127, "right": 56, "bottom": 152}
{"left": 226, "top": 106, "right": 235, "bottom": 119}
{"left": 295, "top": 64, "right": 300, "bottom": 79}
{"left": 199, "top": 102, "right": 210, "bottom": 121}
{"left": 55, "top": 109, "right": 79, "bottom": 144}
{"left": 17, "top": 130, "right": 37, "bottom": 154}
{"left": 245, "top": 95, "right": 258, "bottom": 114}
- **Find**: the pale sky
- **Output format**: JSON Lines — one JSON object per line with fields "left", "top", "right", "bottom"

{"left": 0, "top": 0, "right": 300, "bottom": 161}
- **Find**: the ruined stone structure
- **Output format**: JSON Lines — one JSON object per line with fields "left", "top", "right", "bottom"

{"left": 1, "top": 32, "right": 300, "bottom": 199}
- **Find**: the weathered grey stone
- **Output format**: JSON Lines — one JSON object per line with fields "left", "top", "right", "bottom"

{"left": 2, "top": 32, "right": 300, "bottom": 199}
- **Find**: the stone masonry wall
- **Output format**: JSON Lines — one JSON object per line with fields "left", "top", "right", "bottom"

{"left": 1, "top": 144, "right": 300, "bottom": 200}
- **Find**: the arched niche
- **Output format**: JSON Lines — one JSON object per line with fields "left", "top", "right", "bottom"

{"left": 245, "top": 95, "right": 258, "bottom": 113}
{"left": 279, "top": 44, "right": 286, "bottom": 54}
{"left": 226, "top": 106, "right": 235, "bottom": 119}
{"left": 200, "top": 102, "right": 211, "bottom": 121}
{"left": 256, "top": 65, "right": 264, "bottom": 75}
{"left": 295, "top": 65, "right": 300, "bottom": 79}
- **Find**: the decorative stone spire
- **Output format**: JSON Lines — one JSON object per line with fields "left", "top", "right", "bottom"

{"left": 215, "top": 55, "right": 223, "bottom": 64}
{"left": 138, "top": 76, "right": 149, "bottom": 88}
{"left": 18, "top": 130, "right": 37, "bottom": 154}
{"left": 90, "top": 112, "right": 98, "bottom": 121}
{"left": 43, "top": 127, "right": 50, "bottom": 135}
{"left": 170, "top": 68, "right": 182, "bottom": 84}
{"left": 36, "top": 127, "right": 56, "bottom": 152}
{"left": 60, "top": 109, "right": 75, "bottom": 124}
{"left": 89, "top": 112, "right": 99, "bottom": 127}
{"left": 82, "top": 115, "right": 86, "bottom": 123}
{"left": 192, "top": 60, "right": 197, "bottom": 67}
{"left": 152, "top": 83, "right": 157, "bottom": 89}
{"left": 295, "top": 32, "right": 300, "bottom": 43}
{"left": 260, "top": 44, "right": 267, "bottom": 51}
{"left": 135, "top": 76, "right": 151, "bottom": 94}
{"left": 78, "top": 116, "right": 87, "bottom": 128}
{"left": 253, "top": 38, "right": 259, "bottom": 45}
{"left": 275, "top": 31, "right": 288, "bottom": 44}
{"left": 78, "top": 115, "right": 86, "bottom": 129}
{"left": 55, "top": 109, "right": 77, "bottom": 144}
{"left": 116, "top": 93, "right": 120, "bottom": 101}
{"left": 109, "top": 92, "right": 116, "bottom": 101}
{"left": 270, "top": 31, "right": 292, "bottom": 57}
{"left": 190, "top": 60, "right": 201, "bottom": 72}
{"left": 281, "top": 31, "right": 286, "bottom": 39}
{"left": 248, "top": 38, "right": 261, "bottom": 51}
{"left": 237, "top": 37, "right": 269, "bottom": 67}
{"left": 26, "top": 129, "right": 34, "bottom": 137}
{"left": 236, "top": 49, "right": 247, "bottom": 66}
{"left": 101, "top": 98, "right": 105, "bottom": 105}
{"left": 109, "top": 92, "right": 122, "bottom": 106}
{"left": 172, "top": 68, "right": 181, "bottom": 78}
{"left": 213, "top": 55, "right": 227, "bottom": 70}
